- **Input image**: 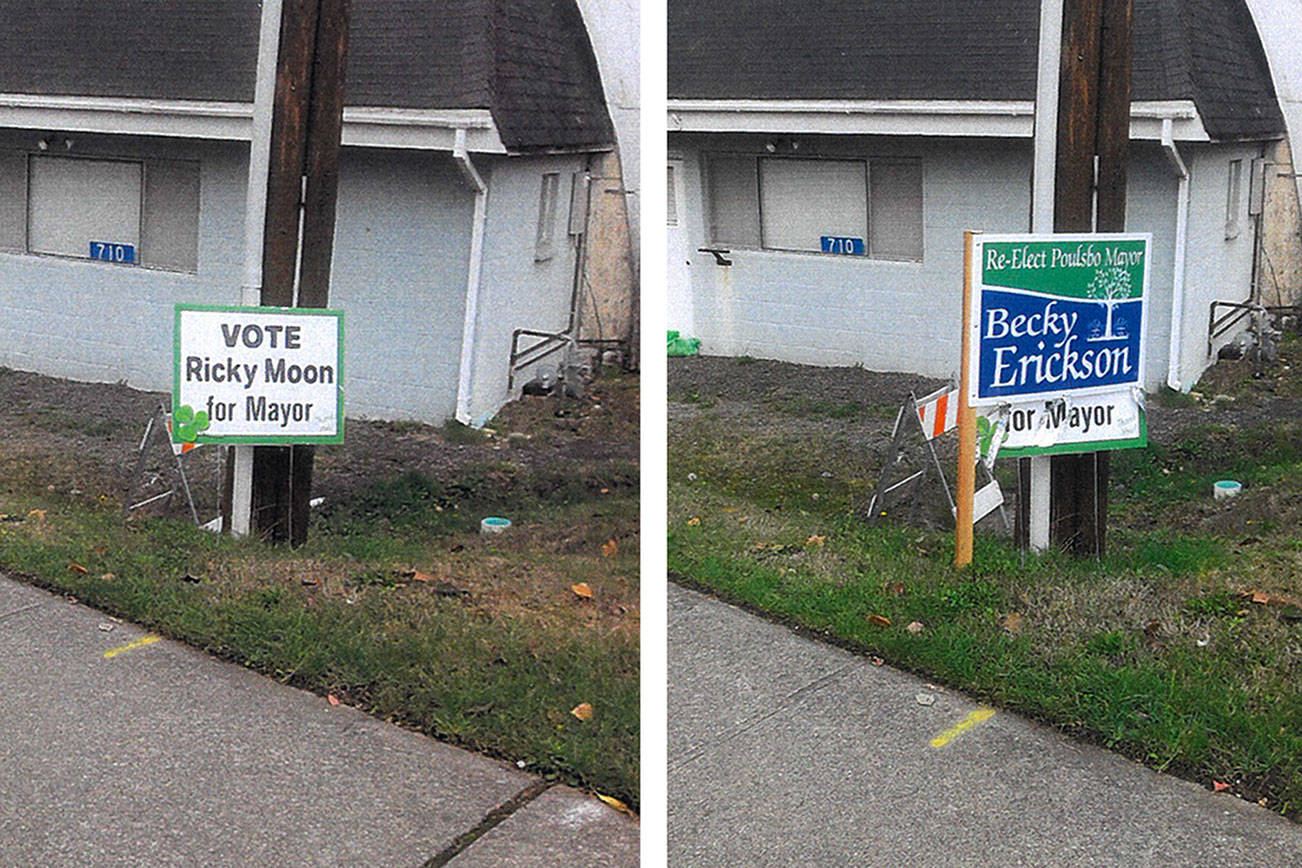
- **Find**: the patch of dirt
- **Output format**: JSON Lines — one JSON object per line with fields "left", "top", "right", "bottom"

{"left": 0, "top": 366, "right": 638, "bottom": 523}
{"left": 669, "top": 337, "right": 1302, "bottom": 532}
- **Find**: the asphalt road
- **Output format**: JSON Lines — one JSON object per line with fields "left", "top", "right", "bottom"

{"left": 0, "top": 575, "right": 638, "bottom": 866}
{"left": 668, "top": 582, "right": 1302, "bottom": 866}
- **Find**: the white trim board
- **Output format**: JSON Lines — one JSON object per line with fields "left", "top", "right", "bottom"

{"left": 0, "top": 94, "right": 508, "bottom": 153}
{"left": 668, "top": 99, "right": 1211, "bottom": 142}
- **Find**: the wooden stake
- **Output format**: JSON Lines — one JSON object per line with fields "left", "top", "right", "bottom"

{"left": 955, "top": 232, "right": 979, "bottom": 567}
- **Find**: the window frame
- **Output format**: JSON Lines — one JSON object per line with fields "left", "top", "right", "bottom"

{"left": 534, "top": 171, "right": 561, "bottom": 262}
{"left": 703, "top": 151, "right": 924, "bottom": 262}
{"left": 26, "top": 153, "right": 145, "bottom": 263}
{"left": 1, "top": 149, "right": 200, "bottom": 274}
{"left": 1225, "top": 158, "right": 1243, "bottom": 240}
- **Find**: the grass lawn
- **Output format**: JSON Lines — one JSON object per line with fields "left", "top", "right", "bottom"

{"left": 0, "top": 370, "right": 640, "bottom": 810}
{"left": 668, "top": 342, "right": 1302, "bottom": 821}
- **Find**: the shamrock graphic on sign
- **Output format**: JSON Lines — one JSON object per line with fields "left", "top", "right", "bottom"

{"left": 173, "top": 404, "right": 210, "bottom": 442}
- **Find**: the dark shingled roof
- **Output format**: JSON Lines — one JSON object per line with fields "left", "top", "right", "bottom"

{"left": 668, "top": 0, "right": 1283, "bottom": 141}
{"left": 0, "top": 0, "right": 613, "bottom": 153}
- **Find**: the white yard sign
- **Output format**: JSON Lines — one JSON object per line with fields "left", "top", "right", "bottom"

{"left": 173, "top": 305, "right": 344, "bottom": 444}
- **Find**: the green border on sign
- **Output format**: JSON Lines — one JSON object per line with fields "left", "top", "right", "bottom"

{"left": 997, "top": 407, "right": 1147, "bottom": 457}
{"left": 172, "top": 303, "right": 345, "bottom": 445}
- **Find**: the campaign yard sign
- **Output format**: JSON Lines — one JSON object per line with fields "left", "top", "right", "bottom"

{"left": 968, "top": 233, "right": 1150, "bottom": 456}
{"left": 173, "top": 305, "right": 344, "bottom": 445}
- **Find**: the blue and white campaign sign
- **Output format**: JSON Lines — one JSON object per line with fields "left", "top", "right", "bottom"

{"left": 968, "top": 233, "right": 1150, "bottom": 405}
{"left": 968, "top": 233, "right": 1150, "bottom": 455}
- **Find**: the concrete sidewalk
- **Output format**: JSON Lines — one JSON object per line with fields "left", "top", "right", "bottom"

{"left": 0, "top": 575, "right": 638, "bottom": 866}
{"left": 669, "top": 582, "right": 1302, "bottom": 866}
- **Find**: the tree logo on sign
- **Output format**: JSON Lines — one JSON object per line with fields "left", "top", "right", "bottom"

{"left": 1086, "top": 266, "right": 1133, "bottom": 341}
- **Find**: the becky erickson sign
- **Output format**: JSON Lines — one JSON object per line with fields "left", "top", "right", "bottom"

{"left": 173, "top": 305, "right": 343, "bottom": 444}
{"left": 968, "top": 233, "right": 1150, "bottom": 404}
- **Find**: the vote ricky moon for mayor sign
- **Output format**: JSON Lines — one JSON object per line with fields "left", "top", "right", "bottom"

{"left": 173, "top": 305, "right": 344, "bottom": 445}
{"left": 968, "top": 233, "right": 1150, "bottom": 406}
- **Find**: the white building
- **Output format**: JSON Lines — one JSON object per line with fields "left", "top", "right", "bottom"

{"left": 0, "top": 0, "right": 628, "bottom": 426}
{"left": 667, "top": 0, "right": 1286, "bottom": 392}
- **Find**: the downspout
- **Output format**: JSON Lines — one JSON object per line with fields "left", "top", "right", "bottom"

{"left": 1161, "top": 117, "right": 1191, "bottom": 391}
{"left": 453, "top": 127, "right": 488, "bottom": 425}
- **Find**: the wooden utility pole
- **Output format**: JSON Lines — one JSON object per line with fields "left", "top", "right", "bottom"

{"left": 251, "top": 0, "right": 350, "bottom": 545}
{"left": 1048, "top": 0, "right": 1133, "bottom": 555}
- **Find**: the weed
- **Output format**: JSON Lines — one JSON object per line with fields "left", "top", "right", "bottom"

{"left": 1182, "top": 591, "right": 1240, "bottom": 618}
{"left": 441, "top": 419, "right": 491, "bottom": 444}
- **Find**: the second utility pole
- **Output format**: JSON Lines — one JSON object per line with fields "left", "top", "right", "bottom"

{"left": 251, "top": 0, "right": 350, "bottom": 545}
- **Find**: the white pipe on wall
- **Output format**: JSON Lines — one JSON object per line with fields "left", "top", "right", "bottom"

{"left": 1161, "top": 117, "right": 1191, "bottom": 392}
{"left": 453, "top": 127, "right": 489, "bottom": 425}
{"left": 1026, "top": 0, "right": 1065, "bottom": 553}
{"left": 230, "top": 0, "right": 284, "bottom": 537}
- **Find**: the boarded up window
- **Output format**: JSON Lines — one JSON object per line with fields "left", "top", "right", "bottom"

{"left": 869, "top": 160, "right": 924, "bottom": 261}
{"left": 760, "top": 158, "right": 867, "bottom": 253}
{"left": 707, "top": 154, "right": 760, "bottom": 248}
{"left": 143, "top": 159, "right": 200, "bottom": 272}
{"left": 17, "top": 153, "right": 198, "bottom": 271}
{"left": 28, "top": 156, "right": 142, "bottom": 260}
{"left": 0, "top": 151, "right": 25, "bottom": 251}
{"left": 705, "top": 152, "right": 923, "bottom": 261}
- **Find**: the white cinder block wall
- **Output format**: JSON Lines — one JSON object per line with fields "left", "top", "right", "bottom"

{"left": 0, "top": 131, "right": 538, "bottom": 424}
{"left": 329, "top": 148, "right": 475, "bottom": 422}
{"left": 0, "top": 132, "right": 246, "bottom": 388}
{"left": 673, "top": 132, "right": 1261, "bottom": 391}
{"left": 464, "top": 153, "right": 588, "bottom": 426}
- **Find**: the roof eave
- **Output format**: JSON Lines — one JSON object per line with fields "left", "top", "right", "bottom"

{"left": 667, "top": 99, "right": 1213, "bottom": 142}
{"left": 0, "top": 94, "right": 510, "bottom": 153}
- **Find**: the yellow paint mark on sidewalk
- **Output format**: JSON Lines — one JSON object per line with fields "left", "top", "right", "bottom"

{"left": 930, "top": 707, "right": 996, "bottom": 748}
{"left": 104, "top": 635, "right": 161, "bottom": 659}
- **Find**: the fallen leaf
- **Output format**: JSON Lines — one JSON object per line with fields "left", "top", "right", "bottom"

{"left": 1251, "top": 590, "right": 1272, "bottom": 605}
{"left": 596, "top": 793, "right": 633, "bottom": 816}
{"left": 1001, "top": 612, "right": 1024, "bottom": 635}
{"left": 327, "top": 694, "right": 341, "bottom": 707}
{"left": 570, "top": 702, "right": 594, "bottom": 721}
{"left": 867, "top": 613, "right": 892, "bottom": 627}
{"left": 916, "top": 692, "right": 936, "bottom": 706}
{"left": 1213, "top": 780, "right": 1230, "bottom": 792}
{"left": 68, "top": 563, "right": 89, "bottom": 575}
{"left": 687, "top": 516, "right": 701, "bottom": 526}
{"left": 806, "top": 534, "right": 826, "bottom": 547}
{"left": 99, "top": 573, "right": 115, "bottom": 581}
{"left": 906, "top": 621, "right": 925, "bottom": 635}
{"left": 870, "top": 656, "right": 885, "bottom": 666}
{"left": 91, "top": 545, "right": 108, "bottom": 556}
{"left": 571, "top": 583, "right": 594, "bottom": 599}
{"left": 27, "top": 509, "right": 45, "bottom": 522}
{"left": 601, "top": 539, "right": 619, "bottom": 558}
{"left": 1259, "top": 797, "right": 1269, "bottom": 807}
{"left": 888, "top": 582, "right": 907, "bottom": 596}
